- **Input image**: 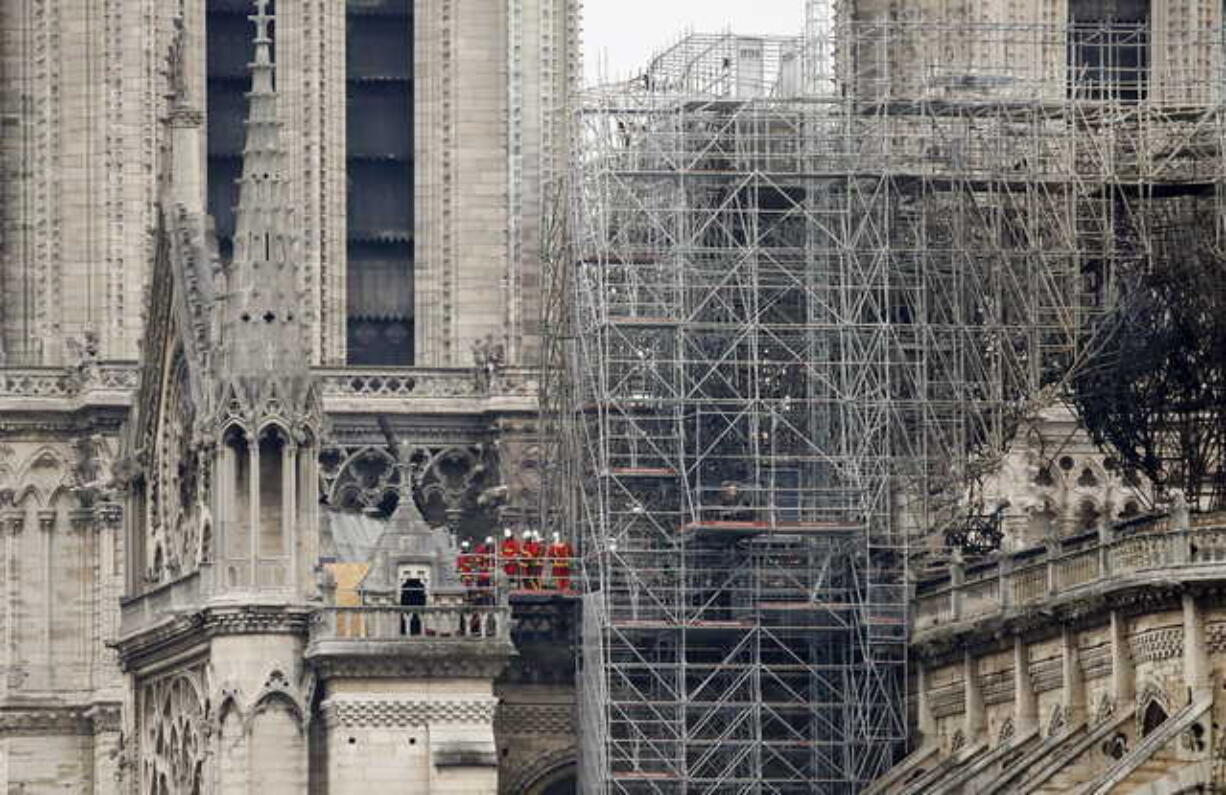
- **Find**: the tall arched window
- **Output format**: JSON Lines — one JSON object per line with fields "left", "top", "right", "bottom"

{"left": 223, "top": 427, "right": 251, "bottom": 562}
{"left": 258, "top": 428, "right": 286, "bottom": 556}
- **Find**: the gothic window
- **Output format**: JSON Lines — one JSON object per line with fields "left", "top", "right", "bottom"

{"left": 225, "top": 428, "right": 252, "bottom": 561}
{"left": 258, "top": 428, "right": 286, "bottom": 556}
{"left": 1141, "top": 699, "right": 1168, "bottom": 736}
{"left": 152, "top": 351, "right": 199, "bottom": 584}
{"left": 1068, "top": 0, "right": 1149, "bottom": 102}
{"left": 140, "top": 670, "right": 208, "bottom": 795}
{"left": 346, "top": 0, "right": 414, "bottom": 365}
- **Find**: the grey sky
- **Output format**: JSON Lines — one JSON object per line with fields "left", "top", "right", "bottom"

{"left": 583, "top": 0, "right": 805, "bottom": 83}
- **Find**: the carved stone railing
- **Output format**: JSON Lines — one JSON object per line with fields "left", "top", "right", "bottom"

{"left": 315, "top": 366, "right": 539, "bottom": 401}
{"left": 0, "top": 362, "right": 138, "bottom": 399}
{"left": 915, "top": 513, "right": 1226, "bottom": 636}
{"left": 308, "top": 605, "right": 510, "bottom": 643}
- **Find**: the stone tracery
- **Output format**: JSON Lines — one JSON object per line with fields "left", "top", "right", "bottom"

{"left": 140, "top": 668, "right": 209, "bottom": 795}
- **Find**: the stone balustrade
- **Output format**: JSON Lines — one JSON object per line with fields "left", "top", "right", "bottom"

{"left": 309, "top": 605, "right": 510, "bottom": 643}
{"left": 914, "top": 513, "right": 1226, "bottom": 636}
{"left": 315, "top": 366, "right": 539, "bottom": 400}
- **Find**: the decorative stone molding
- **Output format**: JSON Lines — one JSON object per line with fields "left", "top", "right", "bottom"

{"left": 307, "top": 641, "right": 513, "bottom": 681}
{"left": 68, "top": 508, "right": 94, "bottom": 533}
{"left": 84, "top": 703, "right": 123, "bottom": 733}
{"left": 116, "top": 606, "right": 311, "bottom": 674}
{"left": 1204, "top": 620, "right": 1226, "bottom": 652}
{"left": 1048, "top": 704, "right": 1067, "bottom": 737}
{"left": 201, "top": 606, "right": 311, "bottom": 637}
{"left": 36, "top": 509, "right": 55, "bottom": 532}
{"left": 1080, "top": 643, "right": 1112, "bottom": 680}
{"left": 980, "top": 668, "right": 1015, "bottom": 706}
{"left": 1129, "top": 626, "right": 1183, "bottom": 663}
{"left": 1029, "top": 657, "right": 1063, "bottom": 694}
{"left": 321, "top": 697, "right": 498, "bottom": 729}
{"left": 997, "top": 717, "right": 1015, "bottom": 744}
{"left": 495, "top": 703, "right": 574, "bottom": 735}
{"left": 1, "top": 511, "right": 24, "bottom": 535}
{"left": 928, "top": 684, "right": 965, "bottom": 719}
{"left": 0, "top": 707, "right": 96, "bottom": 735}
{"left": 1093, "top": 694, "right": 1115, "bottom": 725}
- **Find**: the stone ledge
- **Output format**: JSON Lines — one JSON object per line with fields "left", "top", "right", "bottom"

{"left": 912, "top": 569, "right": 1226, "bottom": 665}
{"left": 306, "top": 638, "right": 514, "bottom": 680}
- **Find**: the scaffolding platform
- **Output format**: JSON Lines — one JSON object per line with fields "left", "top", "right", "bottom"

{"left": 546, "top": 11, "right": 1226, "bottom": 791}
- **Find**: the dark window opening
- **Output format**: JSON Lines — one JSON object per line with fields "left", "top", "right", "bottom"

{"left": 207, "top": 1, "right": 275, "bottom": 262}
{"left": 346, "top": 0, "right": 414, "bottom": 365}
{"left": 399, "top": 576, "right": 426, "bottom": 636}
{"left": 1068, "top": 1, "right": 1149, "bottom": 102}
{"left": 1141, "top": 700, "right": 1167, "bottom": 736}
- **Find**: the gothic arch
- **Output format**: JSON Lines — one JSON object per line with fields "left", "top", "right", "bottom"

{"left": 14, "top": 446, "right": 69, "bottom": 505}
{"left": 216, "top": 696, "right": 247, "bottom": 795}
{"left": 249, "top": 695, "right": 306, "bottom": 793}
{"left": 1136, "top": 681, "right": 1172, "bottom": 737}
{"left": 503, "top": 746, "right": 577, "bottom": 795}
{"left": 248, "top": 670, "right": 307, "bottom": 735}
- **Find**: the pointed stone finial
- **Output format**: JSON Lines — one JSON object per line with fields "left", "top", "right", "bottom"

{"left": 210, "top": 0, "right": 318, "bottom": 432}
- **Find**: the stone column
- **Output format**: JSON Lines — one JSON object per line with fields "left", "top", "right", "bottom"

{"left": 1183, "top": 593, "right": 1210, "bottom": 701}
{"left": 38, "top": 509, "right": 55, "bottom": 689}
{"left": 95, "top": 503, "right": 125, "bottom": 697}
{"left": 87, "top": 703, "right": 122, "bottom": 795}
{"left": 0, "top": 512, "right": 22, "bottom": 698}
{"left": 1110, "top": 610, "right": 1134, "bottom": 711}
{"left": 963, "top": 652, "right": 985, "bottom": 744}
{"left": 248, "top": 434, "right": 260, "bottom": 586}
{"left": 283, "top": 441, "right": 298, "bottom": 586}
{"left": 1013, "top": 636, "right": 1038, "bottom": 737}
{"left": 69, "top": 509, "right": 94, "bottom": 690}
{"left": 1062, "top": 627, "right": 1085, "bottom": 727}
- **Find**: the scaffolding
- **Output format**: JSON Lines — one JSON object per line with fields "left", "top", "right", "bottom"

{"left": 559, "top": 11, "right": 1226, "bottom": 793}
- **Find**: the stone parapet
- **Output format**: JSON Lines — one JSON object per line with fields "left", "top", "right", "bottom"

{"left": 915, "top": 512, "right": 1226, "bottom": 647}
{"left": 305, "top": 605, "right": 514, "bottom": 681}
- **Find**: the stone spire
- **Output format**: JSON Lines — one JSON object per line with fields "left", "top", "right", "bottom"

{"left": 215, "top": 0, "right": 314, "bottom": 427}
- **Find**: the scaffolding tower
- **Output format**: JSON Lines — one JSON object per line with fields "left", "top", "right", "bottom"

{"left": 559, "top": 11, "right": 1226, "bottom": 793}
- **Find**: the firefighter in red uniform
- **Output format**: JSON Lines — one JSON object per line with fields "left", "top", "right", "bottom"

{"left": 457, "top": 540, "right": 476, "bottom": 589}
{"left": 475, "top": 536, "right": 494, "bottom": 589}
{"left": 523, "top": 531, "right": 545, "bottom": 590}
{"left": 500, "top": 528, "right": 522, "bottom": 589}
{"left": 547, "top": 532, "right": 574, "bottom": 591}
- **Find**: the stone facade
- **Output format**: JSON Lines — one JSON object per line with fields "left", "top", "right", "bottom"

{"left": 0, "top": 0, "right": 579, "bottom": 792}
{"left": 871, "top": 512, "right": 1226, "bottom": 794}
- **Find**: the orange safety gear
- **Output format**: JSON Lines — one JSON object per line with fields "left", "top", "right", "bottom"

{"left": 523, "top": 533, "right": 545, "bottom": 590}
{"left": 547, "top": 538, "right": 574, "bottom": 591}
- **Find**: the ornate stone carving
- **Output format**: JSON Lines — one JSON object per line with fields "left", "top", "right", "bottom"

{"left": 1028, "top": 657, "right": 1063, "bottom": 694}
{"left": 997, "top": 717, "right": 1015, "bottom": 745}
{"left": 1093, "top": 693, "right": 1115, "bottom": 725}
{"left": 139, "top": 666, "right": 209, "bottom": 793}
{"left": 1048, "top": 704, "right": 1067, "bottom": 737}
{"left": 1079, "top": 644, "right": 1112, "bottom": 681}
{"left": 322, "top": 698, "right": 498, "bottom": 728}
{"left": 928, "top": 684, "right": 965, "bottom": 719}
{"left": 1101, "top": 732, "right": 1127, "bottom": 760}
{"left": 1128, "top": 626, "right": 1183, "bottom": 663}
{"left": 495, "top": 704, "right": 574, "bottom": 736}
{"left": 980, "top": 667, "right": 1014, "bottom": 706}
